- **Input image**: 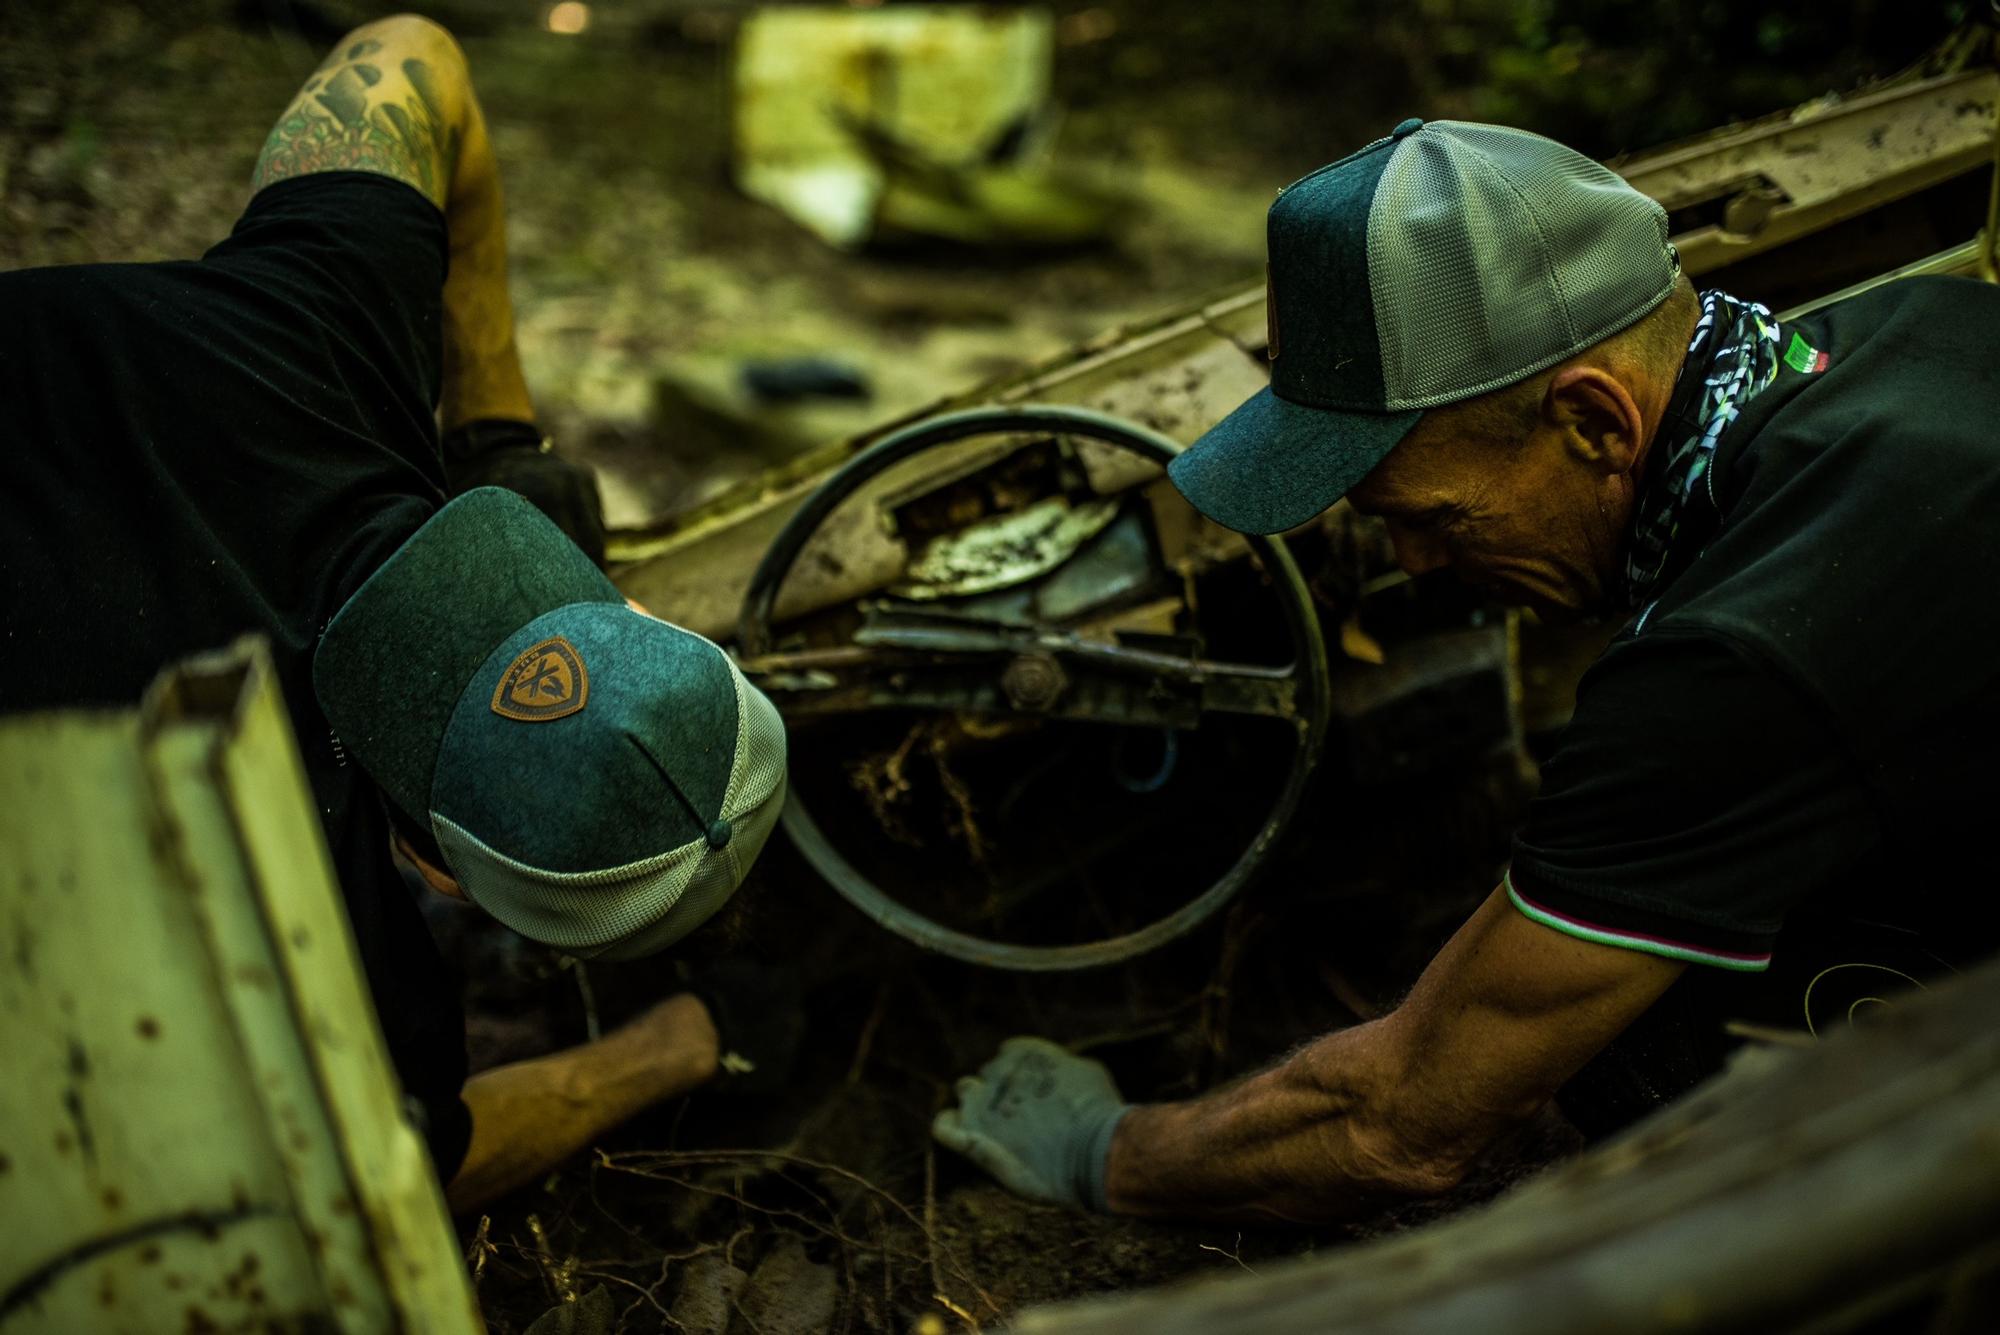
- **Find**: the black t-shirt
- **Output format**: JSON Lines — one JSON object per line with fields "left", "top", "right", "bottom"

{"left": 1512, "top": 635, "right": 1879, "bottom": 969}
{"left": 1510, "top": 277, "right": 2000, "bottom": 1095}
{"left": 1, "top": 172, "right": 472, "bottom": 1174}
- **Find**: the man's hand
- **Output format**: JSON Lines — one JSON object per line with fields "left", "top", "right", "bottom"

{"left": 932, "top": 1037, "right": 1131, "bottom": 1210}
{"left": 444, "top": 420, "right": 607, "bottom": 565}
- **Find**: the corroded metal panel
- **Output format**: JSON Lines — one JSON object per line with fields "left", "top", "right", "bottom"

{"left": 614, "top": 296, "right": 1272, "bottom": 638}
{"left": 1617, "top": 69, "right": 1998, "bottom": 274}
{"left": 0, "top": 711, "right": 335, "bottom": 1332}
{"left": 0, "top": 640, "right": 480, "bottom": 1334}
{"left": 733, "top": 6, "right": 1055, "bottom": 247}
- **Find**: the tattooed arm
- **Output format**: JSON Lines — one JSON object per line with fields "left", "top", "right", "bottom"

{"left": 252, "top": 15, "right": 533, "bottom": 427}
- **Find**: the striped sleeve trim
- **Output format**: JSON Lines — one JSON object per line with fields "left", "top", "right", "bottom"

{"left": 1504, "top": 872, "right": 1773, "bottom": 972}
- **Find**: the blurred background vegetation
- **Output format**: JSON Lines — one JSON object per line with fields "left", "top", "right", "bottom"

{"left": 1056, "top": 0, "right": 1976, "bottom": 160}
{"left": 0, "top": 0, "right": 1978, "bottom": 521}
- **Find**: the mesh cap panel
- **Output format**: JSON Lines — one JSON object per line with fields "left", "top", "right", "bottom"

{"left": 436, "top": 815, "right": 713, "bottom": 955}
{"left": 724, "top": 656, "right": 787, "bottom": 822}
{"left": 1368, "top": 121, "right": 1677, "bottom": 408}
{"left": 594, "top": 765, "right": 787, "bottom": 962}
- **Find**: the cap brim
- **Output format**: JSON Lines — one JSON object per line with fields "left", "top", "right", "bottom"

{"left": 1167, "top": 386, "right": 1421, "bottom": 535}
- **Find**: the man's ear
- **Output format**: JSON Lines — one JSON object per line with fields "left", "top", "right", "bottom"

{"left": 1546, "top": 366, "right": 1644, "bottom": 476}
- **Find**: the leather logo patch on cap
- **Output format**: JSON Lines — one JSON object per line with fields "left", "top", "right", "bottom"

{"left": 491, "top": 637, "right": 589, "bottom": 722}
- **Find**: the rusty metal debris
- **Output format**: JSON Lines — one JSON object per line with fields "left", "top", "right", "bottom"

{"left": 848, "top": 717, "right": 994, "bottom": 863}
{"left": 731, "top": 5, "right": 1124, "bottom": 250}
{"left": 737, "top": 405, "right": 1329, "bottom": 971}
{"left": 1615, "top": 64, "right": 1997, "bottom": 275}
{"left": 894, "top": 496, "right": 1122, "bottom": 601}
{"left": 0, "top": 641, "right": 479, "bottom": 1330}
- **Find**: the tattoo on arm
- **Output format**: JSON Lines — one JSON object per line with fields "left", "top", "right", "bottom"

{"left": 251, "top": 39, "right": 460, "bottom": 205}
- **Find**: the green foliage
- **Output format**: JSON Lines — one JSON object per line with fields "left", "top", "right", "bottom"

{"left": 1057, "top": 1, "right": 1972, "bottom": 167}
{"left": 63, "top": 116, "right": 101, "bottom": 173}
{"left": 1406, "top": 0, "right": 1970, "bottom": 154}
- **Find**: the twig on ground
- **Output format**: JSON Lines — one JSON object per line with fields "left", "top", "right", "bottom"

{"left": 525, "top": 1213, "right": 579, "bottom": 1304}
{"left": 465, "top": 1214, "right": 496, "bottom": 1288}
{"left": 845, "top": 982, "right": 892, "bottom": 1085}
{"left": 584, "top": 1163, "right": 686, "bottom": 1256}
{"left": 876, "top": 1198, "right": 893, "bottom": 1331}
{"left": 1070, "top": 1015, "right": 1195, "bottom": 1054}
{"left": 722, "top": 1224, "right": 754, "bottom": 1268}
{"left": 614, "top": 1252, "right": 684, "bottom": 1331}
{"left": 579, "top": 1264, "right": 682, "bottom": 1328}
{"left": 928, "top": 728, "right": 988, "bottom": 863}
{"left": 1197, "top": 906, "right": 1267, "bottom": 1077}
{"left": 573, "top": 958, "right": 601, "bottom": 1043}
{"left": 935, "top": 1292, "right": 982, "bottom": 1331}
{"left": 601, "top": 1147, "right": 1001, "bottom": 1319}
{"left": 838, "top": 1236, "right": 858, "bottom": 1335}
{"left": 1197, "top": 1232, "right": 1256, "bottom": 1275}
{"left": 730, "top": 1292, "right": 771, "bottom": 1335}
{"left": 925, "top": 1141, "right": 985, "bottom": 1330}
{"left": 924, "top": 1140, "right": 942, "bottom": 1299}
{"left": 616, "top": 1164, "right": 884, "bottom": 1256}
{"left": 849, "top": 722, "right": 925, "bottom": 847}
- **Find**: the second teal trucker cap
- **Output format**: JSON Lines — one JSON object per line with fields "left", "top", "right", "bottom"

{"left": 1169, "top": 117, "right": 1679, "bottom": 535}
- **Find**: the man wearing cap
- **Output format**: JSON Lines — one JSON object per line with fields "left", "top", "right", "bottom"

{"left": 1, "top": 16, "right": 787, "bottom": 1211}
{"left": 934, "top": 118, "right": 2000, "bottom": 1219}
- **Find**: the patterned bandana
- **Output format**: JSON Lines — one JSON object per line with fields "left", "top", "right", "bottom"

{"left": 1622, "top": 289, "right": 1782, "bottom": 616}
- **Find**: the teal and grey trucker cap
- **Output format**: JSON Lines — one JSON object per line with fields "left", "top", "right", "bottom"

{"left": 314, "top": 488, "right": 787, "bottom": 960}
{"left": 1169, "top": 117, "right": 1679, "bottom": 535}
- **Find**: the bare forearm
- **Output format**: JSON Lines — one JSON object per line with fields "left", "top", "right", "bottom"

{"left": 434, "top": 84, "right": 533, "bottom": 428}
{"left": 1104, "top": 1021, "right": 1456, "bottom": 1223}
{"left": 1102, "top": 890, "right": 1687, "bottom": 1223}
{"left": 445, "top": 994, "right": 716, "bottom": 1213}
{"left": 252, "top": 16, "right": 533, "bottom": 429}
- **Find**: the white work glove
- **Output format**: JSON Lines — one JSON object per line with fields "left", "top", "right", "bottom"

{"left": 932, "top": 1036, "right": 1131, "bottom": 1210}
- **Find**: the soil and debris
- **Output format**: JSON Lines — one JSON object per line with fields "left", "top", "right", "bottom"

{"left": 432, "top": 733, "right": 1560, "bottom": 1333}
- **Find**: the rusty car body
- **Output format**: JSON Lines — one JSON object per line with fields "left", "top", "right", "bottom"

{"left": 600, "top": 29, "right": 2000, "bottom": 969}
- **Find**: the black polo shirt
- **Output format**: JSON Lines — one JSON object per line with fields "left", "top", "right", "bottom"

{"left": 1511, "top": 275, "right": 2000, "bottom": 1030}
{"left": 0, "top": 172, "right": 472, "bottom": 1175}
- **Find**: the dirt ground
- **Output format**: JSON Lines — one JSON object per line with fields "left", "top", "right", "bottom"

{"left": 1, "top": 2, "right": 1964, "bottom": 1330}
{"left": 430, "top": 736, "right": 1563, "bottom": 1333}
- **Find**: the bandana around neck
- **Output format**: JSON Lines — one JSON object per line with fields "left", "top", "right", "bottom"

{"left": 1622, "top": 289, "right": 1782, "bottom": 619}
